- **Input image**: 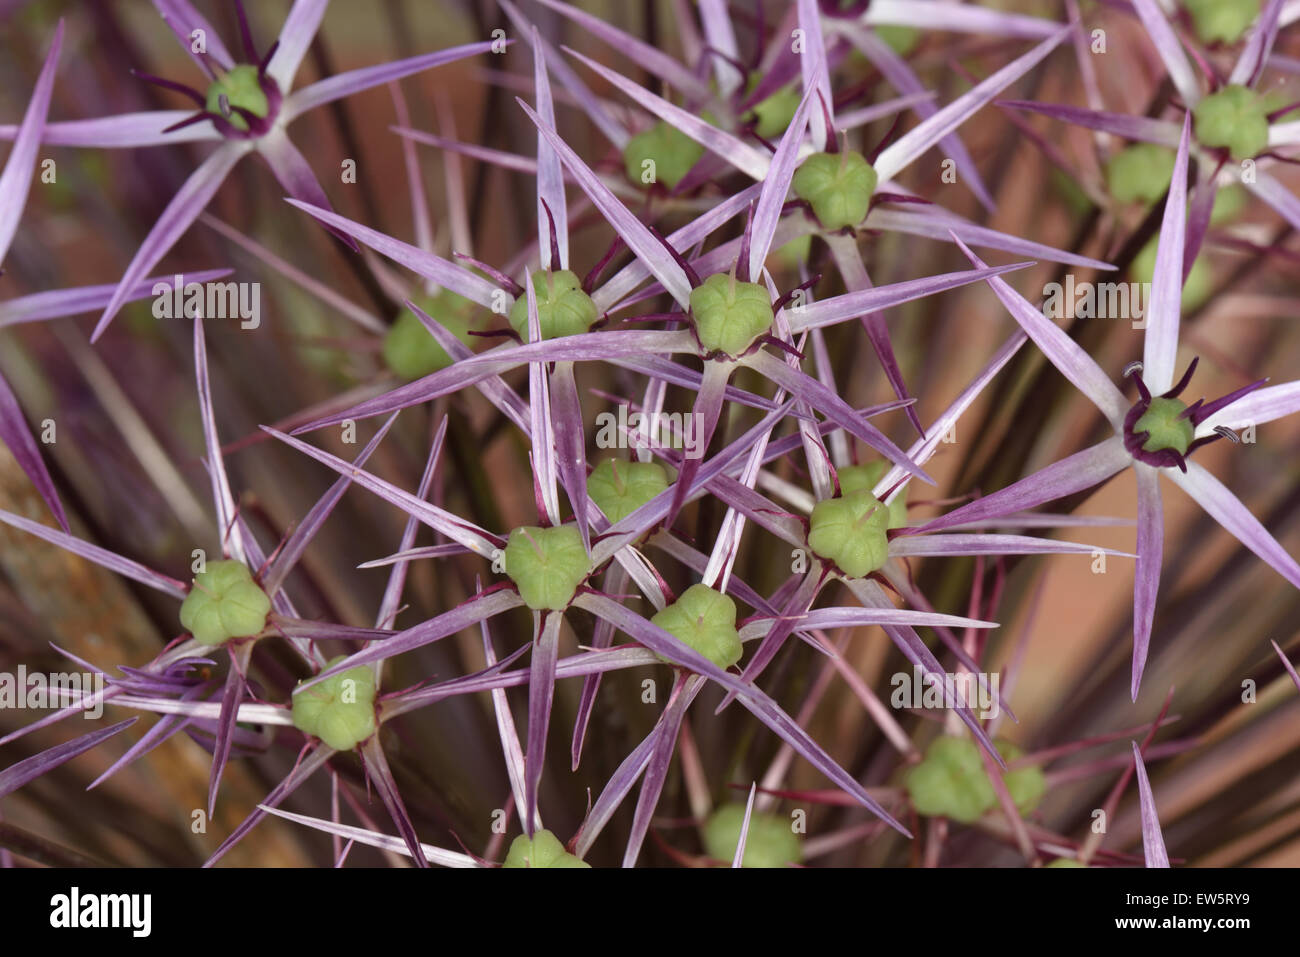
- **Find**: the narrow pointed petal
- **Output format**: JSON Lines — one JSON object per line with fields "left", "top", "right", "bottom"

{"left": 483, "top": 623, "right": 534, "bottom": 833}
{"left": 1273, "top": 641, "right": 1300, "bottom": 693}
{"left": 92, "top": 142, "right": 249, "bottom": 341}
{"left": 888, "top": 534, "right": 1132, "bottom": 559}
{"left": 749, "top": 86, "right": 816, "bottom": 279}
{"left": 284, "top": 41, "right": 501, "bottom": 123}
{"left": 529, "top": 27, "right": 569, "bottom": 270}
{"left": 194, "top": 317, "right": 248, "bottom": 564}
{"left": 524, "top": 613, "right": 562, "bottom": 834}
{"left": 996, "top": 100, "right": 1182, "bottom": 147}
{"left": 1132, "top": 464, "right": 1164, "bottom": 700}
{"left": 624, "top": 675, "right": 695, "bottom": 866}
{"left": 257, "top": 128, "right": 357, "bottom": 251}
{"left": 206, "top": 649, "right": 247, "bottom": 816}
{"left": 152, "top": 0, "right": 234, "bottom": 73}
{"left": 0, "top": 270, "right": 232, "bottom": 329}
{"left": 864, "top": 1, "right": 1058, "bottom": 39}
{"left": 0, "top": 369, "right": 68, "bottom": 531}
{"left": 1166, "top": 461, "right": 1300, "bottom": 589}
{"left": 0, "top": 112, "right": 223, "bottom": 148}
{"left": 912, "top": 436, "right": 1132, "bottom": 535}
{"left": 550, "top": 362, "right": 591, "bottom": 549}
{"left": 667, "top": 361, "right": 730, "bottom": 525}
{"left": 1230, "top": 0, "right": 1285, "bottom": 87}
{"left": 519, "top": 99, "right": 693, "bottom": 309}
{"left": 700, "top": 0, "right": 743, "bottom": 96}
{"left": 874, "top": 26, "right": 1070, "bottom": 182}
{"left": 265, "top": 0, "right": 330, "bottom": 91}
{"left": 0, "top": 20, "right": 62, "bottom": 264}
{"left": 1197, "top": 380, "right": 1300, "bottom": 434}
{"left": 360, "top": 736, "right": 429, "bottom": 867}
{"left": 797, "top": 0, "right": 834, "bottom": 148}
{"left": 1131, "top": 0, "right": 1201, "bottom": 107}
{"left": 259, "top": 805, "right": 479, "bottom": 867}
{"left": 376, "top": 419, "right": 447, "bottom": 629}
{"left": 1131, "top": 742, "right": 1170, "bottom": 867}
{"left": 950, "top": 236, "right": 1127, "bottom": 428}
{"left": 524, "top": 278, "right": 561, "bottom": 526}
{"left": 733, "top": 782, "right": 758, "bottom": 868}
{"left": 0, "top": 718, "right": 136, "bottom": 799}
{"left": 1143, "top": 116, "right": 1192, "bottom": 394}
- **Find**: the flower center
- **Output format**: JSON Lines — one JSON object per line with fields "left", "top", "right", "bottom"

{"left": 1132, "top": 396, "right": 1195, "bottom": 455}
{"left": 1193, "top": 84, "right": 1270, "bottom": 160}
{"left": 503, "top": 525, "right": 589, "bottom": 611}
{"left": 503, "top": 829, "right": 590, "bottom": 868}
{"left": 383, "top": 291, "right": 478, "bottom": 380}
{"left": 807, "top": 488, "right": 891, "bottom": 579}
{"left": 792, "top": 150, "right": 878, "bottom": 231}
{"left": 1105, "top": 143, "right": 1175, "bottom": 204}
{"left": 508, "top": 269, "right": 597, "bottom": 341}
{"left": 650, "top": 584, "right": 744, "bottom": 670}
{"left": 178, "top": 559, "right": 271, "bottom": 646}
{"left": 587, "top": 459, "right": 670, "bottom": 525}
{"left": 1184, "top": 0, "right": 1261, "bottom": 46}
{"left": 905, "top": 736, "right": 1045, "bottom": 824}
{"left": 291, "top": 655, "right": 378, "bottom": 752}
{"left": 622, "top": 119, "right": 707, "bottom": 189}
{"left": 689, "top": 272, "right": 774, "bottom": 358}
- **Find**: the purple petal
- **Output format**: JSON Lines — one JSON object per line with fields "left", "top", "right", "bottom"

{"left": 92, "top": 142, "right": 248, "bottom": 341}
{"left": 0, "top": 718, "right": 136, "bottom": 799}
{"left": 1130, "top": 0, "right": 1200, "bottom": 107}
{"left": 1167, "top": 461, "right": 1300, "bottom": 590}
{"left": 864, "top": 1, "right": 1059, "bottom": 39}
{"left": 193, "top": 316, "right": 247, "bottom": 563}
{"left": 524, "top": 613, "right": 562, "bottom": 835}
{"left": 1230, "top": 0, "right": 1285, "bottom": 86}
{"left": 749, "top": 85, "right": 817, "bottom": 278}
{"left": 0, "top": 270, "right": 233, "bottom": 329}
{"left": 549, "top": 362, "right": 591, "bottom": 549}
{"left": 1143, "top": 116, "right": 1193, "bottom": 394}
{"left": 0, "top": 368, "right": 68, "bottom": 531}
{"left": 359, "top": 736, "right": 428, "bottom": 867}
{"left": 1131, "top": 742, "right": 1170, "bottom": 867}
{"left": 257, "top": 128, "right": 357, "bottom": 251}
{"left": 797, "top": 0, "right": 834, "bottom": 148}
{"left": 623, "top": 674, "right": 695, "bottom": 866}
{"left": 700, "top": 0, "right": 744, "bottom": 95}
{"left": 1245, "top": 169, "right": 1300, "bottom": 235}
{"left": 1273, "top": 641, "right": 1300, "bottom": 693}
{"left": 529, "top": 28, "right": 569, "bottom": 270}
{"left": 151, "top": 0, "right": 234, "bottom": 73}
{"left": 0, "top": 19, "right": 62, "bottom": 264}
{"left": 265, "top": 0, "right": 329, "bottom": 90}
{"left": 284, "top": 41, "right": 502, "bottom": 123}
{"left": 1132, "top": 464, "right": 1164, "bottom": 700}
{"left": 0, "top": 112, "right": 223, "bottom": 148}
{"left": 1197, "top": 380, "right": 1300, "bottom": 434}
{"left": 257, "top": 805, "right": 478, "bottom": 867}
{"left": 997, "top": 100, "right": 1182, "bottom": 146}
{"left": 206, "top": 650, "right": 246, "bottom": 815}
{"left": 733, "top": 781, "right": 758, "bottom": 868}
{"left": 950, "top": 236, "right": 1128, "bottom": 428}
{"left": 888, "top": 534, "right": 1132, "bottom": 559}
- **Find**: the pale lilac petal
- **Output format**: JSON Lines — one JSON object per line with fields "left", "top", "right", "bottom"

{"left": 1166, "top": 461, "right": 1300, "bottom": 589}
{"left": 193, "top": 316, "right": 248, "bottom": 564}
{"left": 788, "top": 262, "right": 1032, "bottom": 333}
{"left": 874, "top": 26, "right": 1070, "bottom": 183}
{"left": 733, "top": 782, "right": 758, "bottom": 868}
{"left": 257, "top": 805, "right": 479, "bottom": 867}
{"left": 482, "top": 621, "right": 533, "bottom": 832}
{"left": 785, "top": 607, "right": 999, "bottom": 631}
{"left": 1132, "top": 464, "right": 1164, "bottom": 700}
{"left": 0, "top": 270, "right": 232, "bottom": 329}
{"left": 1197, "top": 380, "right": 1300, "bottom": 434}
{"left": 0, "top": 20, "right": 61, "bottom": 264}
{"left": 524, "top": 613, "right": 562, "bottom": 834}
{"left": 836, "top": 92, "right": 937, "bottom": 131}
{"left": 284, "top": 41, "right": 500, "bottom": 123}
{"left": 359, "top": 736, "right": 428, "bottom": 866}
{"left": 797, "top": 0, "right": 834, "bottom": 148}
{"left": 864, "top": 1, "right": 1059, "bottom": 39}
{"left": 700, "top": 0, "right": 743, "bottom": 95}
{"left": 950, "top": 236, "right": 1128, "bottom": 428}
{"left": 0, "top": 369, "right": 68, "bottom": 531}
{"left": 749, "top": 85, "right": 816, "bottom": 279}
{"left": 563, "top": 48, "right": 768, "bottom": 181}
{"left": 0, "top": 112, "right": 223, "bottom": 148}
{"left": 888, "top": 534, "right": 1132, "bottom": 559}
{"left": 0, "top": 507, "right": 187, "bottom": 598}
{"left": 1131, "top": 0, "right": 1201, "bottom": 107}
{"left": 1230, "top": 0, "right": 1285, "bottom": 87}
{"left": 0, "top": 718, "right": 136, "bottom": 799}
{"left": 911, "top": 436, "right": 1132, "bottom": 535}
{"left": 284, "top": 199, "right": 502, "bottom": 309}
{"left": 266, "top": 0, "right": 329, "bottom": 91}
{"left": 534, "top": 0, "right": 712, "bottom": 101}
{"left": 206, "top": 651, "right": 246, "bottom": 814}
{"left": 549, "top": 362, "right": 590, "bottom": 548}
{"left": 997, "top": 100, "right": 1182, "bottom": 147}
{"left": 92, "top": 142, "right": 249, "bottom": 342}
{"left": 519, "top": 99, "right": 693, "bottom": 308}
{"left": 1143, "top": 116, "right": 1193, "bottom": 394}
{"left": 624, "top": 674, "right": 696, "bottom": 866}
{"left": 1131, "top": 742, "right": 1170, "bottom": 867}
{"left": 151, "top": 0, "right": 234, "bottom": 73}
{"left": 529, "top": 27, "right": 568, "bottom": 269}
{"left": 525, "top": 276, "right": 561, "bottom": 525}
{"left": 1273, "top": 641, "right": 1300, "bottom": 693}
{"left": 256, "top": 127, "right": 351, "bottom": 242}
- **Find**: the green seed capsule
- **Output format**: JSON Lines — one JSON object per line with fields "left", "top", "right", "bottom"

{"left": 1133, "top": 396, "right": 1195, "bottom": 456}
{"left": 587, "top": 459, "right": 670, "bottom": 524}
{"left": 623, "top": 120, "right": 706, "bottom": 189}
{"left": 291, "top": 655, "right": 377, "bottom": 752}
{"left": 503, "top": 525, "right": 590, "bottom": 611}
{"left": 792, "top": 150, "right": 878, "bottom": 231}
{"left": 502, "top": 829, "right": 590, "bottom": 868}
{"left": 746, "top": 83, "right": 801, "bottom": 140}
{"left": 702, "top": 804, "right": 802, "bottom": 868}
{"left": 178, "top": 560, "right": 271, "bottom": 646}
{"left": 688, "top": 272, "right": 775, "bottom": 357}
{"left": 1132, "top": 235, "right": 1213, "bottom": 312}
{"left": 650, "top": 584, "right": 744, "bottom": 671}
{"left": 204, "top": 65, "right": 269, "bottom": 132}
{"left": 1184, "top": 0, "right": 1260, "bottom": 46}
{"left": 507, "top": 269, "right": 597, "bottom": 341}
{"left": 1193, "top": 84, "right": 1270, "bottom": 160}
{"left": 836, "top": 462, "right": 908, "bottom": 528}
{"left": 875, "top": 24, "right": 920, "bottom": 56}
{"left": 382, "top": 291, "right": 477, "bottom": 380}
{"left": 905, "top": 736, "right": 1046, "bottom": 824}
{"left": 1105, "top": 143, "right": 1176, "bottom": 204}
{"left": 807, "top": 489, "right": 891, "bottom": 579}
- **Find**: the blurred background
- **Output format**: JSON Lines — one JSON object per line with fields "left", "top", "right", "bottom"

{"left": 0, "top": 0, "right": 1298, "bottom": 866}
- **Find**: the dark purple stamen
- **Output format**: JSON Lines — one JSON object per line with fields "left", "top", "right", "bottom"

{"left": 130, "top": 69, "right": 207, "bottom": 106}
{"left": 818, "top": 91, "right": 838, "bottom": 153}
{"left": 753, "top": 334, "right": 804, "bottom": 360}
{"left": 647, "top": 225, "right": 701, "bottom": 288}
{"left": 1162, "top": 355, "right": 1199, "bottom": 399}
{"left": 234, "top": 0, "right": 259, "bottom": 64}
{"left": 582, "top": 236, "right": 625, "bottom": 293}
{"left": 868, "top": 111, "right": 906, "bottom": 164}
{"left": 259, "top": 40, "right": 281, "bottom": 76}
{"left": 539, "top": 198, "right": 562, "bottom": 273}
{"left": 452, "top": 252, "right": 523, "bottom": 297}
{"left": 736, "top": 202, "right": 756, "bottom": 284}
{"left": 773, "top": 273, "right": 822, "bottom": 313}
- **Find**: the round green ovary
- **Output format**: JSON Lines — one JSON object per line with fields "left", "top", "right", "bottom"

{"left": 502, "top": 829, "right": 590, "bottom": 868}
{"left": 1184, "top": 0, "right": 1260, "bottom": 46}
{"left": 792, "top": 151, "right": 878, "bottom": 231}
{"left": 291, "top": 655, "right": 377, "bottom": 751}
{"left": 689, "top": 272, "right": 774, "bottom": 357}
{"left": 837, "top": 462, "right": 908, "bottom": 528}
{"left": 1193, "top": 84, "right": 1270, "bottom": 160}
{"left": 178, "top": 560, "right": 271, "bottom": 646}
{"left": 807, "top": 489, "right": 891, "bottom": 578}
{"left": 205, "top": 65, "right": 269, "bottom": 132}
{"left": 703, "top": 804, "right": 802, "bottom": 868}
{"left": 906, "top": 737, "right": 1046, "bottom": 824}
{"left": 1134, "top": 397, "right": 1195, "bottom": 455}
{"left": 623, "top": 121, "right": 705, "bottom": 189}
{"left": 1133, "top": 235, "right": 1213, "bottom": 312}
{"left": 507, "top": 270, "right": 597, "bottom": 341}
{"left": 382, "top": 291, "right": 476, "bottom": 380}
{"left": 504, "top": 525, "right": 589, "bottom": 611}
{"left": 747, "top": 84, "right": 801, "bottom": 140}
{"left": 650, "top": 584, "right": 743, "bottom": 670}
{"left": 1105, "top": 143, "right": 1175, "bottom": 204}
{"left": 875, "top": 24, "right": 920, "bottom": 56}
{"left": 587, "top": 459, "right": 669, "bottom": 524}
